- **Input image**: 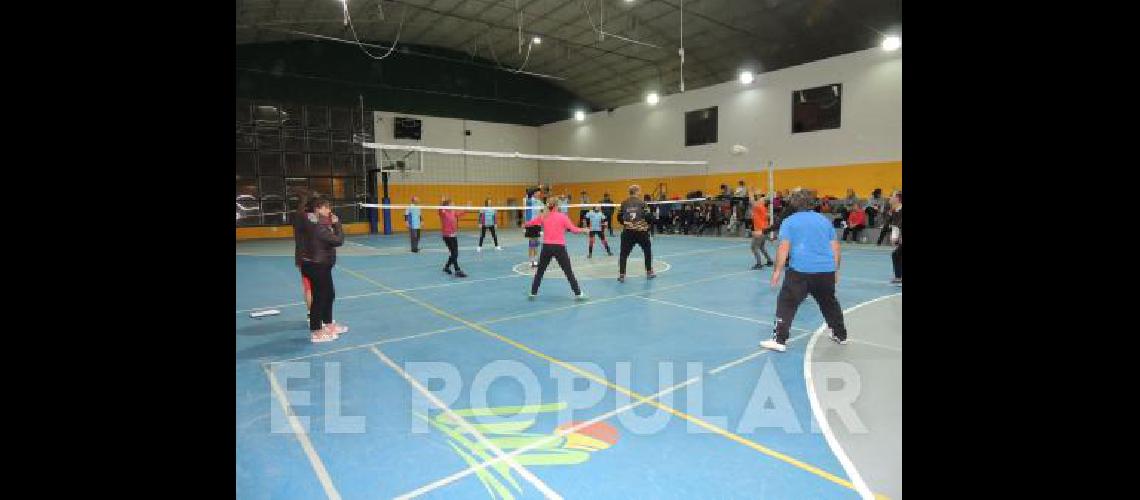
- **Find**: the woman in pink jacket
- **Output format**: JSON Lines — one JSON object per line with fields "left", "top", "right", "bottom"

{"left": 525, "top": 199, "right": 588, "bottom": 299}
{"left": 439, "top": 197, "right": 468, "bottom": 278}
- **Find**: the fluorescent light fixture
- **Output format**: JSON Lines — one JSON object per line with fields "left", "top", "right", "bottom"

{"left": 882, "top": 35, "right": 901, "bottom": 51}
{"left": 646, "top": 92, "right": 660, "bottom": 105}
{"left": 574, "top": 110, "right": 585, "bottom": 121}
{"left": 739, "top": 70, "right": 754, "bottom": 85}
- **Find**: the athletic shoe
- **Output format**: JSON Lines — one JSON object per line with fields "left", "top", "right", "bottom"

{"left": 752, "top": 264, "right": 764, "bottom": 270}
{"left": 759, "top": 339, "right": 786, "bottom": 352}
{"left": 443, "top": 267, "right": 453, "bottom": 274}
{"left": 890, "top": 278, "right": 902, "bottom": 285}
{"left": 646, "top": 270, "right": 657, "bottom": 279}
{"left": 311, "top": 331, "right": 336, "bottom": 343}
{"left": 320, "top": 323, "right": 340, "bottom": 339}
{"left": 328, "top": 321, "right": 349, "bottom": 336}
{"left": 574, "top": 292, "right": 588, "bottom": 301}
{"left": 496, "top": 246, "right": 503, "bottom": 251}
{"left": 476, "top": 247, "right": 482, "bottom": 253}
{"left": 455, "top": 271, "right": 468, "bottom": 278}
{"left": 829, "top": 333, "right": 847, "bottom": 345}
{"left": 528, "top": 291, "right": 537, "bottom": 300}
{"left": 587, "top": 254, "right": 593, "bottom": 259}
{"left": 617, "top": 274, "right": 625, "bottom": 283}
{"left": 606, "top": 250, "right": 613, "bottom": 256}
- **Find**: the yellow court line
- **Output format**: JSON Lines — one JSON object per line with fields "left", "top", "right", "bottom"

{"left": 336, "top": 265, "right": 875, "bottom": 495}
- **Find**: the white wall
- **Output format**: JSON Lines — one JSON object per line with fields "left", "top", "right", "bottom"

{"left": 536, "top": 47, "right": 902, "bottom": 183}
{"left": 372, "top": 112, "right": 539, "bottom": 185}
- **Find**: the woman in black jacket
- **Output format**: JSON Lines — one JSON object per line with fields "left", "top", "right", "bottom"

{"left": 299, "top": 197, "right": 347, "bottom": 343}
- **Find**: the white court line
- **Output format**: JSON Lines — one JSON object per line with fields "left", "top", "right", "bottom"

{"left": 637, "top": 296, "right": 814, "bottom": 334}
{"left": 264, "top": 365, "right": 342, "bottom": 500}
{"left": 476, "top": 272, "right": 761, "bottom": 328}
{"left": 804, "top": 292, "right": 901, "bottom": 500}
{"left": 398, "top": 324, "right": 821, "bottom": 498}
{"left": 848, "top": 338, "right": 902, "bottom": 353}
{"left": 239, "top": 241, "right": 747, "bottom": 314}
{"left": 237, "top": 273, "right": 526, "bottom": 314}
{"left": 258, "top": 269, "right": 758, "bottom": 366}
{"left": 263, "top": 325, "right": 468, "bottom": 366}
{"left": 370, "top": 347, "right": 562, "bottom": 500}
{"left": 395, "top": 375, "right": 700, "bottom": 499}
{"left": 710, "top": 327, "right": 816, "bottom": 375}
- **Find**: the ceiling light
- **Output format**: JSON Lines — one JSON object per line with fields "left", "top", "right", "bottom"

{"left": 646, "top": 92, "right": 659, "bottom": 105}
{"left": 574, "top": 110, "right": 585, "bottom": 121}
{"left": 532, "top": 36, "right": 543, "bottom": 45}
{"left": 739, "top": 70, "right": 754, "bottom": 85}
{"left": 881, "top": 35, "right": 901, "bottom": 51}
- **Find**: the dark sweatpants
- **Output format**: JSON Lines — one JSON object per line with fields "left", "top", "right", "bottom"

{"left": 773, "top": 269, "right": 847, "bottom": 343}
{"left": 619, "top": 230, "right": 653, "bottom": 275}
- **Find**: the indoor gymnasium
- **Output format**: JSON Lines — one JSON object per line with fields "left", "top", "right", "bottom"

{"left": 236, "top": 1, "right": 902, "bottom": 498}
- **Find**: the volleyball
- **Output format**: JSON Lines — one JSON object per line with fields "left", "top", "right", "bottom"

{"left": 731, "top": 144, "right": 748, "bottom": 155}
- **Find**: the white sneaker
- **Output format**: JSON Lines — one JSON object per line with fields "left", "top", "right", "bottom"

{"left": 495, "top": 246, "right": 503, "bottom": 251}
{"left": 759, "top": 339, "right": 786, "bottom": 352}
{"left": 311, "top": 331, "right": 336, "bottom": 343}
{"left": 476, "top": 247, "right": 482, "bottom": 253}
{"left": 829, "top": 333, "right": 847, "bottom": 345}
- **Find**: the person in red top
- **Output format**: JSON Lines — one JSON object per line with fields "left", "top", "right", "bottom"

{"left": 525, "top": 198, "right": 588, "bottom": 299}
{"left": 439, "top": 196, "right": 469, "bottom": 278}
{"left": 842, "top": 202, "right": 867, "bottom": 242}
{"left": 750, "top": 194, "right": 774, "bottom": 269}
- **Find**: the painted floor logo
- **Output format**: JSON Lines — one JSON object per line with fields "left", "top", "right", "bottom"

{"left": 419, "top": 402, "right": 620, "bottom": 500}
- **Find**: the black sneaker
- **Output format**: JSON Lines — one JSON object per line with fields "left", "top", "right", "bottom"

{"left": 617, "top": 274, "right": 625, "bottom": 283}
{"left": 751, "top": 264, "right": 764, "bottom": 270}
{"left": 443, "top": 268, "right": 452, "bottom": 275}
{"left": 829, "top": 333, "right": 848, "bottom": 345}
{"left": 455, "top": 271, "right": 468, "bottom": 278}
{"left": 646, "top": 270, "right": 657, "bottom": 279}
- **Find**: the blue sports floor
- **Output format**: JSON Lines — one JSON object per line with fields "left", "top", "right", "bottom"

{"left": 236, "top": 230, "right": 900, "bottom": 499}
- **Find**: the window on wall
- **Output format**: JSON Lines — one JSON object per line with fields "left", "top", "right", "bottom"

{"left": 394, "top": 117, "right": 422, "bottom": 140}
{"left": 685, "top": 106, "right": 718, "bottom": 146}
{"left": 792, "top": 83, "right": 842, "bottom": 133}
{"left": 236, "top": 99, "right": 366, "bottom": 226}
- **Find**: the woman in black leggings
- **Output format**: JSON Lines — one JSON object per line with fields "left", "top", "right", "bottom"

{"left": 438, "top": 197, "right": 468, "bottom": 278}
{"left": 524, "top": 199, "right": 588, "bottom": 299}
{"left": 299, "top": 197, "right": 347, "bottom": 343}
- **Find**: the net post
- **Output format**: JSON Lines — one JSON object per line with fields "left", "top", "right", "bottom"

{"left": 381, "top": 171, "right": 392, "bottom": 235}
{"left": 767, "top": 160, "right": 775, "bottom": 226}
